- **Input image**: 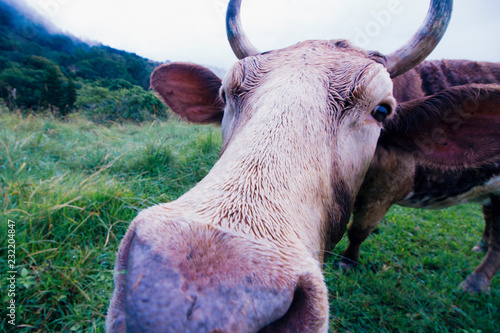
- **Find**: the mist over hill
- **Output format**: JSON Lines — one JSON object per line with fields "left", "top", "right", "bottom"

{"left": 0, "top": 0, "right": 163, "bottom": 120}
{"left": 0, "top": 0, "right": 160, "bottom": 87}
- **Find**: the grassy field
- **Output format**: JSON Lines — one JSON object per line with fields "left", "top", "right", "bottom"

{"left": 0, "top": 110, "right": 498, "bottom": 332}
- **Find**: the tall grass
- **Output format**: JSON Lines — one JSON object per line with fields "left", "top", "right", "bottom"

{"left": 0, "top": 110, "right": 221, "bottom": 331}
{"left": 0, "top": 110, "right": 498, "bottom": 332}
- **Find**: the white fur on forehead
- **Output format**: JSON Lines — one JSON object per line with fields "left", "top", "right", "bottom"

{"left": 224, "top": 40, "right": 389, "bottom": 108}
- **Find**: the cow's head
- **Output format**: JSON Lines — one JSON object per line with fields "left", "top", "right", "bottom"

{"left": 107, "top": 0, "right": 454, "bottom": 332}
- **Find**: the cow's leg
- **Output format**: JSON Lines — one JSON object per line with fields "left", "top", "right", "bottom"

{"left": 339, "top": 203, "right": 393, "bottom": 270}
{"left": 460, "top": 195, "right": 500, "bottom": 294}
{"left": 472, "top": 200, "right": 493, "bottom": 253}
{"left": 339, "top": 147, "right": 414, "bottom": 270}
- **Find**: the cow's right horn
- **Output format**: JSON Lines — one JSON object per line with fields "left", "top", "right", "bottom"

{"left": 226, "top": 0, "right": 260, "bottom": 59}
{"left": 385, "top": 0, "right": 453, "bottom": 78}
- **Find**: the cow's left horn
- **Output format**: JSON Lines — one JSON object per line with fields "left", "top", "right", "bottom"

{"left": 386, "top": 0, "right": 453, "bottom": 78}
{"left": 226, "top": 0, "right": 260, "bottom": 59}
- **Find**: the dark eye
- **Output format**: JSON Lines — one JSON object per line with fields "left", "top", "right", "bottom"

{"left": 221, "top": 91, "right": 227, "bottom": 103}
{"left": 371, "top": 104, "right": 391, "bottom": 122}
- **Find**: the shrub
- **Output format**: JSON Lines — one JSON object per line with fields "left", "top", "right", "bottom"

{"left": 75, "top": 84, "right": 167, "bottom": 123}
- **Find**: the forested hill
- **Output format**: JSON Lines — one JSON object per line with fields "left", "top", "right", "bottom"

{"left": 0, "top": 0, "right": 168, "bottom": 121}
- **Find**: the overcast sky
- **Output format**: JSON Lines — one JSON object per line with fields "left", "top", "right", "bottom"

{"left": 22, "top": 0, "right": 500, "bottom": 70}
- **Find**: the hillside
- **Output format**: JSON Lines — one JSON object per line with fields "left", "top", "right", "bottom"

{"left": 0, "top": 0, "right": 166, "bottom": 121}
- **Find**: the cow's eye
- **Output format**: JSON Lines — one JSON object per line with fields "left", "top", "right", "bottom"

{"left": 221, "top": 91, "right": 227, "bottom": 103}
{"left": 371, "top": 104, "right": 391, "bottom": 122}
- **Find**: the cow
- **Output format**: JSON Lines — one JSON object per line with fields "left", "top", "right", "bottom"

{"left": 106, "top": 0, "right": 500, "bottom": 332}
{"left": 339, "top": 63, "right": 500, "bottom": 294}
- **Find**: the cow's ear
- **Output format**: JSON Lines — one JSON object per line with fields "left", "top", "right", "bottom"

{"left": 150, "top": 62, "right": 224, "bottom": 124}
{"left": 381, "top": 84, "right": 500, "bottom": 167}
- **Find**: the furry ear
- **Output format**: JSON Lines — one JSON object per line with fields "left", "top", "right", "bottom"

{"left": 381, "top": 84, "right": 500, "bottom": 167}
{"left": 150, "top": 62, "right": 224, "bottom": 124}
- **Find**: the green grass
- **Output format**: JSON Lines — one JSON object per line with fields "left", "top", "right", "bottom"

{"left": 327, "top": 206, "right": 500, "bottom": 332}
{"left": 0, "top": 110, "right": 498, "bottom": 332}
{"left": 0, "top": 110, "right": 221, "bottom": 332}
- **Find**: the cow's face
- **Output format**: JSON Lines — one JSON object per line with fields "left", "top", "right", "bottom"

{"left": 107, "top": 0, "right": 452, "bottom": 331}
{"left": 108, "top": 40, "right": 395, "bottom": 333}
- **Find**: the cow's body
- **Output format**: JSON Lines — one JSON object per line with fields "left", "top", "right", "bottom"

{"left": 107, "top": 1, "right": 500, "bottom": 331}
{"left": 393, "top": 59, "right": 500, "bottom": 102}
{"left": 399, "top": 164, "right": 499, "bottom": 209}
{"left": 341, "top": 60, "right": 500, "bottom": 293}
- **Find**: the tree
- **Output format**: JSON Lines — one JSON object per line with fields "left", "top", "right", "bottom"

{"left": 0, "top": 66, "right": 44, "bottom": 109}
{"left": 42, "top": 64, "right": 64, "bottom": 112}
{"left": 61, "top": 78, "right": 76, "bottom": 116}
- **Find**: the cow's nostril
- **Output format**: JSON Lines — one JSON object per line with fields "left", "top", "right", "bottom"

{"left": 259, "top": 273, "right": 326, "bottom": 333}
{"left": 259, "top": 286, "right": 307, "bottom": 333}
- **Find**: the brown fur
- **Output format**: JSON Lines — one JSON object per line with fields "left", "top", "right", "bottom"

{"left": 341, "top": 78, "right": 500, "bottom": 294}
{"left": 383, "top": 84, "right": 500, "bottom": 167}
{"left": 394, "top": 60, "right": 500, "bottom": 102}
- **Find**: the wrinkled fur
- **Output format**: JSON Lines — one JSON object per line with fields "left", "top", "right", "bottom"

{"left": 107, "top": 40, "right": 396, "bottom": 332}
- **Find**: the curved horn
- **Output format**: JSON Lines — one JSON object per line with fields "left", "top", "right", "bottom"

{"left": 386, "top": 0, "right": 453, "bottom": 78}
{"left": 225, "top": 0, "right": 452, "bottom": 68}
{"left": 226, "top": 0, "right": 260, "bottom": 59}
